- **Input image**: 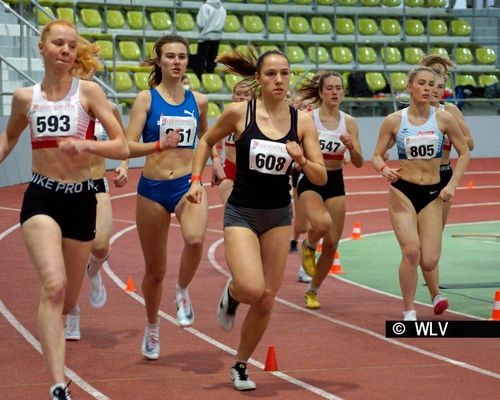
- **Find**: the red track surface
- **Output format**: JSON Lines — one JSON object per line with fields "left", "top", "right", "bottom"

{"left": 1, "top": 158, "right": 499, "bottom": 399}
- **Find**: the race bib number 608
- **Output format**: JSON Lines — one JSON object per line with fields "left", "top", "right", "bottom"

{"left": 249, "top": 139, "right": 293, "bottom": 175}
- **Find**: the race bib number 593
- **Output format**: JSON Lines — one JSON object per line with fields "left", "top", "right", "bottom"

{"left": 249, "top": 139, "right": 293, "bottom": 175}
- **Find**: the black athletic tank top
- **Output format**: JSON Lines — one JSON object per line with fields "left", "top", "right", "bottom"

{"left": 228, "top": 99, "right": 299, "bottom": 209}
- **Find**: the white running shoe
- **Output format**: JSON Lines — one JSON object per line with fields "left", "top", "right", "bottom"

{"left": 297, "top": 265, "right": 312, "bottom": 283}
{"left": 176, "top": 286, "right": 194, "bottom": 328}
{"left": 231, "top": 362, "right": 256, "bottom": 391}
{"left": 50, "top": 381, "right": 72, "bottom": 400}
{"left": 64, "top": 315, "right": 81, "bottom": 341}
{"left": 88, "top": 270, "right": 107, "bottom": 309}
{"left": 403, "top": 310, "right": 417, "bottom": 321}
{"left": 141, "top": 324, "right": 160, "bottom": 360}
{"left": 217, "top": 279, "right": 239, "bottom": 332}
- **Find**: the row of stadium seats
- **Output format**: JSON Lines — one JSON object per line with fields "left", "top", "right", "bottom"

{"left": 226, "top": 0, "right": 448, "bottom": 7}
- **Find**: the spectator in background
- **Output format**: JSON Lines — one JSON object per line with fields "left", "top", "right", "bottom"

{"left": 192, "top": 0, "right": 227, "bottom": 80}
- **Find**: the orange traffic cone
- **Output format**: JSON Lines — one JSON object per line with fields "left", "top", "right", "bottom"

{"left": 124, "top": 275, "right": 137, "bottom": 292}
{"left": 264, "top": 346, "right": 278, "bottom": 371}
{"left": 329, "top": 250, "right": 345, "bottom": 274}
{"left": 350, "top": 222, "right": 362, "bottom": 240}
{"left": 490, "top": 291, "right": 500, "bottom": 321}
{"left": 466, "top": 180, "right": 475, "bottom": 189}
{"left": 315, "top": 239, "right": 323, "bottom": 255}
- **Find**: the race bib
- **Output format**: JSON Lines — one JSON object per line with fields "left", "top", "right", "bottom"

{"left": 225, "top": 132, "right": 236, "bottom": 146}
{"left": 318, "top": 130, "right": 345, "bottom": 156}
{"left": 159, "top": 115, "right": 197, "bottom": 148}
{"left": 249, "top": 139, "right": 292, "bottom": 175}
{"left": 93, "top": 119, "right": 108, "bottom": 141}
{"left": 32, "top": 104, "right": 78, "bottom": 138}
{"left": 404, "top": 134, "right": 439, "bottom": 160}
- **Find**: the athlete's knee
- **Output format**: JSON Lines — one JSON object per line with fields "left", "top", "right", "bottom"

{"left": 144, "top": 265, "right": 166, "bottom": 284}
{"left": 183, "top": 231, "right": 205, "bottom": 249}
{"left": 309, "top": 214, "right": 332, "bottom": 237}
{"left": 91, "top": 242, "right": 109, "bottom": 259}
{"left": 41, "top": 277, "right": 66, "bottom": 305}
{"left": 420, "top": 255, "right": 439, "bottom": 272}
{"left": 232, "top": 280, "right": 265, "bottom": 305}
{"left": 402, "top": 243, "right": 420, "bottom": 266}
{"left": 255, "top": 290, "right": 276, "bottom": 314}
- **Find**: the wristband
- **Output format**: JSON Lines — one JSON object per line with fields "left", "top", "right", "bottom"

{"left": 190, "top": 175, "right": 202, "bottom": 182}
{"left": 379, "top": 164, "right": 387, "bottom": 174}
{"left": 155, "top": 140, "right": 162, "bottom": 152}
{"left": 347, "top": 144, "right": 354, "bottom": 151}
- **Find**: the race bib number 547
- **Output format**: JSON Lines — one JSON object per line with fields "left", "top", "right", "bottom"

{"left": 249, "top": 139, "right": 293, "bottom": 175}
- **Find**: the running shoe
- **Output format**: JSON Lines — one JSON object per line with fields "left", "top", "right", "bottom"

{"left": 432, "top": 294, "right": 449, "bottom": 315}
{"left": 176, "top": 286, "right": 194, "bottom": 328}
{"left": 304, "top": 290, "right": 321, "bottom": 309}
{"left": 88, "top": 269, "right": 107, "bottom": 309}
{"left": 301, "top": 240, "right": 317, "bottom": 277}
{"left": 230, "top": 362, "right": 256, "bottom": 391}
{"left": 141, "top": 324, "right": 160, "bottom": 360}
{"left": 297, "top": 265, "right": 312, "bottom": 283}
{"left": 289, "top": 239, "right": 298, "bottom": 252}
{"left": 403, "top": 310, "right": 417, "bottom": 321}
{"left": 64, "top": 315, "right": 80, "bottom": 341}
{"left": 217, "top": 279, "right": 240, "bottom": 332}
{"left": 50, "top": 381, "right": 72, "bottom": 400}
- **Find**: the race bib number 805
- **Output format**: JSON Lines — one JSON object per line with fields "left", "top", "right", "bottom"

{"left": 159, "top": 115, "right": 197, "bottom": 148}
{"left": 404, "top": 134, "right": 439, "bottom": 160}
{"left": 249, "top": 139, "right": 293, "bottom": 175}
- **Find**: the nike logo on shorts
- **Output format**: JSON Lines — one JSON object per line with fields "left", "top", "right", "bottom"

{"left": 430, "top": 190, "right": 439, "bottom": 195}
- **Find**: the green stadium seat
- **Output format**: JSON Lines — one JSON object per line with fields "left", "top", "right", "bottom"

{"left": 56, "top": 8, "right": 75, "bottom": 24}
{"left": 80, "top": 9, "right": 101, "bottom": 28}
{"left": 405, "top": 19, "right": 425, "bottom": 36}
{"left": 217, "top": 43, "right": 232, "bottom": 56}
{"left": 150, "top": 12, "right": 172, "bottom": 31}
{"left": 381, "top": 19, "right": 402, "bottom": 36}
{"left": 176, "top": 13, "right": 195, "bottom": 31}
{"left": 249, "top": 0, "right": 266, "bottom": 3}
{"left": 361, "top": 0, "right": 381, "bottom": 6}
{"left": 224, "top": 15, "right": 240, "bottom": 33}
{"left": 260, "top": 45, "right": 280, "bottom": 54}
{"left": 358, "top": 18, "right": 378, "bottom": 35}
{"left": 207, "top": 103, "right": 221, "bottom": 118}
{"left": 427, "top": 0, "right": 447, "bottom": 7}
{"left": 145, "top": 41, "right": 155, "bottom": 58}
{"left": 429, "top": 19, "right": 447, "bottom": 36}
{"left": 186, "top": 73, "right": 200, "bottom": 91}
{"left": 366, "top": 72, "right": 387, "bottom": 92}
{"left": 189, "top": 43, "right": 198, "bottom": 54}
{"left": 106, "top": 10, "right": 125, "bottom": 29}
{"left": 336, "top": 18, "right": 355, "bottom": 35}
{"left": 37, "top": 6, "right": 54, "bottom": 26}
{"left": 338, "top": 0, "right": 356, "bottom": 5}
{"left": 289, "top": 17, "right": 310, "bottom": 34}
{"left": 202, "top": 73, "right": 224, "bottom": 93}
{"left": 127, "top": 11, "right": 145, "bottom": 30}
{"left": 451, "top": 20, "right": 472, "bottom": 36}
{"left": 308, "top": 46, "right": 329, "bottom": 64}
{"left": 243, "top": 15, "right": 264, "bottom": 33}
{"left": 228, "top": 0, "right": 244, "bottom": 2}
{"left": 311, "top": 17, "right": 332, "bottom": 35}
{"left": 111, "top": 71, "right": 133, "bottom": 92}
{"left": 342, "top": 72, "right": 350, "bottom": 90}
{"left": 405, "top": 0, "right": 425, "bottom": 6}
{"left": 134, "top": 72, "right": 150, "bottom": 91}
{"left": 404, "top": 47, "right": 424, "bottom": 64}
{"left": 119, "top": 41, "right": 141, "bottom": 61}
{"left": 478, "top": 75, "right": 498, "bottom": 87}
{"left": 390, "top": 72, "right": 408, "bottom": 92}
{"left": 225, "top": 74, "right": 242, "bottom": 92}
{"left": 271, "top": 0, "right": 289, "bottom": 3}
{"left": 358, "top": 47, "right": 377, "bottom": 64}
{"left": 269, "top": 15, "right": 285, "bottom": 34}
{"left": 294, "top": 0, "right": 312, "bottom": 4}
{"left": 287, "top": 45, "right": 306, "bottom": 64}
{"left": 476, "top": 47, "right": 496, "bottom": 65}
{"left": 456, "top": 74, "right": 476, "bottom": 87}
{"left": 332, "top": 46, "right": 353, "bottom": 64}
{"left": 430, "top": 47, "right": 449, "bottom": 59}
{"left": 317, "top": 0, "right": 334, "bottom": 4}
{"left": 454, "top": 48, "right": 473, "bottom": 64}
{"left": 381, "top": 47, "right": 402, "bottom": 64}
{"left": 236, "top": 45, "right": 253, "bottom": 56}
{"left": 95, "top": 40, "right": 113, "bottom": 60}
{"left": 383, "top": 0, "right": 401, "bottom": 5}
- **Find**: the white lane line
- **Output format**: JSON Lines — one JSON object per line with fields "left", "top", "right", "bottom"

{"left": 104, "top": 226, "right": 343, "bottom": 400}
{"left": 344, "top": 170, "right": 500, "bottom": 180}
{"left": 0, "top": 225, "right": 110, "bottom": 400}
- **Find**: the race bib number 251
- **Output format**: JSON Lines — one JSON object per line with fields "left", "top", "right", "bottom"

{"left": 159, "top": 115, "right": 197, "bottom": 147}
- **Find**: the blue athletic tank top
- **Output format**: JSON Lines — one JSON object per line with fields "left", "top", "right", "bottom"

{"left": 228, "top": 99, "right": 299, "bottom": 209}
{"left": 396, "top": 107, "right": 444, "bottom": 160}
{"left": 142, "top": 88, "right": 199, "bottom": 149}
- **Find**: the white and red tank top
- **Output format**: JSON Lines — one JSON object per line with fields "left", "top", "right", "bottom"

{"left": 313, "top": 108, "right": 348, "bottom": 161}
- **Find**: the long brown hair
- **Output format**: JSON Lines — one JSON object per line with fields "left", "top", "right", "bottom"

{"left": 141, "top": 35, "right": 189, "bottom": 88}
{"left": 296, "top": 70, "right": 344, "bottom": 105}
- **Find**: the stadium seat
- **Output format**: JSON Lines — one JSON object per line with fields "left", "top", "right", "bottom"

{"left": 429, "top": 19, "right": 448, "bottom": 36}
{"left": 357, "top": 47, "right": 377, "bottom": 64}
{"left": 106, "top": 10, "right": 125, "bottom": 29}
{"left": 383, "top": 0, "right": 402, "bottom": 5}
{"left": 80, "top": 9, "right": 101, "bottom": 28}
{"left": 430, "top": 47, "right": 449, "bottom": 59}
{"left": 338, "top": 0, "right": 356, "bottom": 5}
{"left": 317, "top": 0, "right": 334, "bottom": 4}
{"left": 176, "top": 13, "right": 195, "bottom": 31}
{"left": 236, "top": 45, "right": 253, "bottom": 56}
{"left": 381, "top": 19, "right": 402, "bottom": 36}
{"left": 381, "top": 47, "right": 402, "bottom": 64}
{"left": 134, "top": 72, "right": 150, "bottom": 91}
{"left": 289, "top": 16, "right": 310, "bottom": 34}
{"left": 476, "top": 47, "right": 496, "bottom": 64}
{"left": 37, "top": 6, "right": 54, "bottom": 26}
{"left": 56, "top": 8, "right": 75, "bottom": 24}
{"left": 228, "top": 0, "right": 244, "bottom": 2}
{"left": 150, "top": 12, "right": 172, "bottom": 30}
{"left": 119, "top": 41, "right": 141, "bottom": 61}
{"left": 308, "top": 46, "right": 329, "bottom": 64}
{"left": 294, "top": 0, "right": 312, "bottom": 4}
{"left": 111, "top": 71, "right": 133, "bottom": 92}
{"left": 336, "top": 18, "right": 355, "bottom": 35}
{"left": 456, "top": 75, "right": 476, "bottom": 86}
{"left": 243, "top": 15, "right": 264, "bottom": 33}
{"left": 405, "top": 19, "right": 425, "bottom": 36}
{"left": 454, "top": 48, "right": 473, "bottom": 64}
{"left": 202, "top": 73, "right": 224, "bottom": 93}
{"left": 95, "top": 40, "right": 113, "bottom": 60}
{"left": 405, "top": 0, "right": 425, "bottom": 6}
{"left": 269, "top": 15, "right": 285, "bottom": 34}
{"left": 332, "top": 46, "right": 353, "bottom": 64}
{"left": 207, "top": 103, "right": 221, "bottom": 118}
{"left": 427, "top": 0, "right": 447, "bottom": 6}
{"left": 217, "top": 43, "right": 233, "bottom": 56}
{"left": 390, "top": 72, "right": 408, "bottom": 92}
{"left": 404, "top": 47, "right": 424, "bottom": 64}
{"left": 127, "top": 11, "right": 145, "bottom": 30}
{"left": 366, "top": 72, "right": 387, "bottom": 92}
{"left": 225, "top": 74, "right": 241, "bottom": 92}
{"left": 311, "top": 17, "right": 332, "bottom": 35}
{"left": 189, "top": 43, "right": 198, "bottom": 54}
{"left": 260, "top": 45, "right": 280, "bottom": 54}
{"left": 224, "top": 14, "right": 240, "bottom": 33}
{"left": 145, "top": 42, "right": 155, "bottom": 58}
{"left": 361, "top": 0, "right": 381, "bottom": 6}
{"left": 451, "top": 20, "right": 472, "bottom": 36}
{"left": 271, "top": 0, "right": 289, "bottom": 3}
{"left": 186, "top": 73, "right": 201, "bottom": 91}
{"left": 287, "top": 45, "right": 306, "bottom": 64}
{"left": 358, "top": 18, "right": 378, "bottom": 35}
{"left": 249, "top": 0, "right": 266, "bottom": 3}
{"left": 478, "top": 74, "right": 498, "bottom": 87}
